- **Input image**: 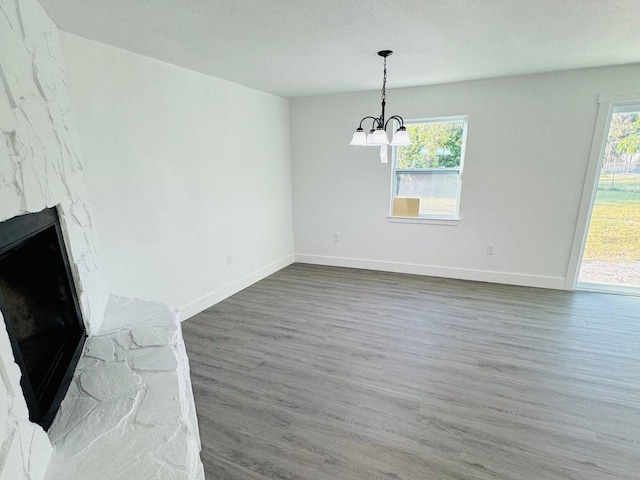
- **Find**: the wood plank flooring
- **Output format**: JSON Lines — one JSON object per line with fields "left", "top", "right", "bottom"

{"left": 182, "top": 263, "right": 640, "bottom": 480}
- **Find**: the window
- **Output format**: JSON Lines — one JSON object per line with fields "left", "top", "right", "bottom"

{"left": 391, "top": 116, "right": 467, "bottom": 222}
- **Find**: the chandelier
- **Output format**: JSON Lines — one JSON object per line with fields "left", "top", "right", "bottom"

{"left": 349, "top": 50, "right": 411, "bottom": 163}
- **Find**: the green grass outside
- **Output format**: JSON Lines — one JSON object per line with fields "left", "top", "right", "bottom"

{"left": 583, "top": 176, "right": 640, "bottom": 263}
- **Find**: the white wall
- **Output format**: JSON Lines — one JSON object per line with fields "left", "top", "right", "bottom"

{"left": 291, "top": 64, "right": 640, "bottom": 288}
{"left": 60, "top": 34, "right": 295, "bottom": 318}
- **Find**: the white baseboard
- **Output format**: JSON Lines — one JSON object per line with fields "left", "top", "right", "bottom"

{"left": 179, "top": 254, "right": 295, "bottom": 320}
{"left": 179, "top": 253, "right": 568, "bottom": 321}
{"left": 295, "top": 254, "right": 567, "bottom": 290}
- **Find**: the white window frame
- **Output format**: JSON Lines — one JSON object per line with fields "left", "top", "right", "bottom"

{"left": 388, "top": 115, "right": 468, "bottom": 225}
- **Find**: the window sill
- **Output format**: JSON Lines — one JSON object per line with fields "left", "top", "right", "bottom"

{"left": 388, "top": 216, "right": 460, "bottom": 226}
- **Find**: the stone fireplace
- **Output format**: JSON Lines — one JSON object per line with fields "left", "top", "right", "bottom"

{"left": 0, "top": 1, "right": 204, "bottom": 478}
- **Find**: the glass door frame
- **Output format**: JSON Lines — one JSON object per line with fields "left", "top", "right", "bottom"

{"left": 566, "top": 98, "right": 640, "bottom": 293}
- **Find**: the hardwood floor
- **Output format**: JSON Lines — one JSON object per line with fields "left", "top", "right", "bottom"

{"left": 182, "top": 263, "right": 640, "bottom": 480}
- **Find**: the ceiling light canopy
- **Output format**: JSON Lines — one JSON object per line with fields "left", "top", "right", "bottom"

{"left": 350, "top": 50, "right": 411, "bottom": 162}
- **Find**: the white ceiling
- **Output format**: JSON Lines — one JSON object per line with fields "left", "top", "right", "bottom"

{"left": 39, "top": 0, "right": 640, "bottom": 99}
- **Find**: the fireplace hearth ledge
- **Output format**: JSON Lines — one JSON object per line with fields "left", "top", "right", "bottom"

{"left": 44, "top": 295, "right": 204, "bottom": 480}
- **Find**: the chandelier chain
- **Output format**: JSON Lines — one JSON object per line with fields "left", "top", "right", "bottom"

{"left": 381, "top": 56, "right": 387, "bottom": 103}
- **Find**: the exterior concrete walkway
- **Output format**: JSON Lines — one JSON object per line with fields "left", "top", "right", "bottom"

{"left": 579, "top": 260, "right": 640, "bottom": 287}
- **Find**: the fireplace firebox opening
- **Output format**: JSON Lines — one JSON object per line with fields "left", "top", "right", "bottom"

{"left": 0, "top": 207, "right": 86, "bottom": 430}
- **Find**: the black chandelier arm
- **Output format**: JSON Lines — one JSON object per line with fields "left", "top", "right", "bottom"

{"left": 357, "top": 116, "right": 383, "bottom": 130}
{"left": 384, "top": 115, "right": 405, "bottom": 131}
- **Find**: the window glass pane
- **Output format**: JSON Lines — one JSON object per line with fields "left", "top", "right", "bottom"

{"left": 395, "top": 171, "right": 459, "bottom": 216}
{"left": 397, "top": 120, "right": 465, "bottom": 169}
{"left": 391, "top": 117, "right": 467, "bottom": 218}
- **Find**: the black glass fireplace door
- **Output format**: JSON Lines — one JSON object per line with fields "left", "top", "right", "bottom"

{"left": 0, "top": 208, "right": 86, "bottom": 430}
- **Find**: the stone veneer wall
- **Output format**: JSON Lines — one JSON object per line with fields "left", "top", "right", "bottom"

{"left": 0, "top": 0, "right": 110, "bottom": 478}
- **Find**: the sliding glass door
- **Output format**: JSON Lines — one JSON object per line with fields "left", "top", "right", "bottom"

{"left": 578, "top": 104, "right": 640, "bottom": 293}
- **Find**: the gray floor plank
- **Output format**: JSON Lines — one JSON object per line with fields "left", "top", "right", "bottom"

{"left": 183, "top": 264, "right": 640, "bottom": 480}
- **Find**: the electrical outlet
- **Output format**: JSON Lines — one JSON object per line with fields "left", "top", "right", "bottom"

{"left": 226, "top": 255, "right": 233, "bottom": 265}
{"left": 333, "top": 233, "right": 340, "bottom": 242}
{"left": 486, "top": 244, "right": 495, "bottom": 255}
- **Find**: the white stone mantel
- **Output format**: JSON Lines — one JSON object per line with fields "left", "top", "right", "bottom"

{"left": 44, "top": 296, "right": 205, "bottom": 480}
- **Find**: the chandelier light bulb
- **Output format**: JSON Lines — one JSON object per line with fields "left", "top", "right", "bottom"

{"left": 390, "top": 127, "right": 411, "bottom": 146}
{"left": 370, "top": 128, "right": 390, "bottom": 145}
{"left": 366, "top": 129, "right": 376, "bottom": 145}
{"left": 350, "top": 128, "right": 367, "bottom": 146}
